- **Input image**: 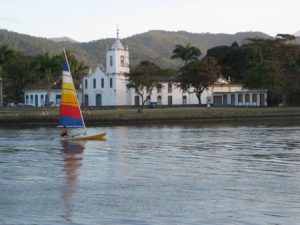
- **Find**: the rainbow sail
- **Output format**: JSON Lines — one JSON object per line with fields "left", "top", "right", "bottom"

{"left": 59, "top": 49, "right": 85, "bottom": 128}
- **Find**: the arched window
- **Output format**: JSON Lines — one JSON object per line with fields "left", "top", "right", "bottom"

{"left": 120, "top": 56, "right": 125, "bottom": 67}
{"left": 93, "top": 78, "right": 96, "bottom": 89}
{"left": 110, "top": 56, "right": 113, "bottom": 67}
{"left": 168, "top": 83, "right": 172, "bottom": 93}
{"left": 85, "top": 79, "right": 88, "bottom": 89}
{"left": 157, "top": 96, "right": 162, "bottom": 105}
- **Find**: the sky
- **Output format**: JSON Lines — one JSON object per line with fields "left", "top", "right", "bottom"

{"left": 0, "top": 0, "right": 299, "bottom": 42}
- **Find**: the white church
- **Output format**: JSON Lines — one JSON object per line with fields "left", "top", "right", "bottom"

{"left": 23, "top": 31, "right": 268, "bottom": 107}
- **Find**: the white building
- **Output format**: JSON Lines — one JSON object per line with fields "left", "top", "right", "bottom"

{"left": 82, "top": 32, "right": 132, "bottom": 106}
{"left": 23, "top": 31, "right": 267, "bottom": 107}
{"left": 23, "top": 78, "right": 82, "bottom": 107}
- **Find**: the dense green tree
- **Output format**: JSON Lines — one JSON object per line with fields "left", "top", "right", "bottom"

{"left": 126, "top": 61, "right": 174, "bottom": 112}
{"left": 177, "top": 57, "right": 220, "bottom": 105}
{"left": 171, "top": 44, "right": 201, "bottom": 65}
{"left": 4, "top": 53, "right": 35, "bottom": 103}
{"left": 207, "top": 43, "right": 263, "bottom": 82}
{"left": 31, "top": 52, "right": 61, "bottom": 106}
{"left": 0, "top": 44, "right": 16, "bottom": 76}
{"left": 0, "top": 44, "right": 17, "bottom": 105}
{"left": 243, "top": 60, "right": 284, "bottom": 105}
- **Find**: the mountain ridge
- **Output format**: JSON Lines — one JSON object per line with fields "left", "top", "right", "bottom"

{"left": 0, "top": 28, "right": 271, "bottom": 68}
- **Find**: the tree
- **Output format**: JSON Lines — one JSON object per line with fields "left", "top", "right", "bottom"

{"left": 4, "top": 53, "right": 35, "bottom": 103}
{"left": 243, "top": 60, "right": 284, "bottom": 105}
{"left": 0, "top": 44, "right": 17, "bottom": 105}
{"left": 65, "top": 49, "right": 89, "bottom": 80}
{"left": 171, "top": 44, "right": 201, "bottom": 65}
{"left": 207, "top": 43, "right": 263, "bottom": 82}
{"left": 31, "top": 52, "right": 61, "bottom": 106}
{"left": 126, "top": 61, "right": 173, "bottom": 112}
{"left": 177, "top": 57, "right": 220, "bottom": 105}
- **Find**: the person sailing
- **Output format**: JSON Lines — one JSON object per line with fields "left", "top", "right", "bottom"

{"left": 60, "top": 126, "right": 70, "bottom": 138}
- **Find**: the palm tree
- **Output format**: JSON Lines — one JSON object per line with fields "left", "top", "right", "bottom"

{"left": 32, "top": 52, "right": 60, "bottom": 106}
{"left": 171, "top": 44, "right": 201, "bottom": 65}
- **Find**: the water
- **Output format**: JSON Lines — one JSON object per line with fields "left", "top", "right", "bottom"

{"left": 1, "top": 122, "right": 300, "bottom": 225}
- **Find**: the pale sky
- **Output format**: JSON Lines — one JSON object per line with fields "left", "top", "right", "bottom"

{"left": 0, "top": 0, "right": 299, "bottom": 42}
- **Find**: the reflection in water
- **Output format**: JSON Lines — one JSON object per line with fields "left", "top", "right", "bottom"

{"left": 1, "top": 124, "right": 300, "bottom": 225}
{"left": 60, "top": 141, "right": 85, "bottom": 222}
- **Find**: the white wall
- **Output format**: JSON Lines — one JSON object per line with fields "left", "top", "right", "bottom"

{"left": 24, "top": 90, "right": 82, "bottom": 107}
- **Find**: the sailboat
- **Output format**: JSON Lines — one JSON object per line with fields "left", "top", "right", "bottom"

{"left": 59, "top": 49, "right": 107, "bottom": 141}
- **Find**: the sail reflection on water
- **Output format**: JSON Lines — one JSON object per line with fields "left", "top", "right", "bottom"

{"left": 60, "top": 141, "right": 85, "bottom": 222}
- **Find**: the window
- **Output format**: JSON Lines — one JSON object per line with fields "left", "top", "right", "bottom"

{"left": 85, "top": 79, "right": 88, "bottom": 89}
{"left": 120, "top": 55, "right": 125, "bottom": 67}
{"left": 110, "top": 56, "right": 113, "bottom": 67}
{"left": 93, "top": 79, "right": 96, "bottom": 89}
{"left": 182, "top": 95, "right": 187, "bottom": 104}
{"left": 101, "top": 78, "right": 104, "bottom": 88}
{"left": 168, "top": 83, "right": 172, "bottom": 93}
{"left": 157, "top": 86, "right": 162, "bottom": 93}
{"left": 252, "top": 94, "right": 257, "bottom": 102}
{"left": 26, "top": 95, "right": 29, "bottom": 104}
{"left": 157, "top": 96, "right": 162, "bottom": 105}
{"left": 56, "top": 95, "right": 61, "bottom": 105}
{"left": 110, "top": 78, "right": 113, "bottom": 88}
{"left": 146, "top": 96, "right": 151, "bottom": 104}
{"left": 30, "top": 95, "right": 33, "bottom": 104}
{"left": 238, "top": 94, "right": 243, "bottom": 103}
{"left": 245, "top": 94, "right": 250, "bottom": 103}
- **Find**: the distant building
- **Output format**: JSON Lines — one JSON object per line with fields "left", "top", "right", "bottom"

{"left": 82, "top": 31, "right": 132, "bottom": 106}
{"left": 23, "top": 77, "right": 82, "bottom": 107}
{"left": 23, "top": 30, "right": 267, "bottom": 107}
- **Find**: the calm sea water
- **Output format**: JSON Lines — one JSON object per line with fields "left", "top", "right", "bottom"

{"left": 0, "top": 121, "right": 300, "bottom": 225}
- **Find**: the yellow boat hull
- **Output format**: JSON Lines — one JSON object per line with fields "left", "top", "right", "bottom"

{"left": 61, "top": 132, "right": 107, "bottom": 141}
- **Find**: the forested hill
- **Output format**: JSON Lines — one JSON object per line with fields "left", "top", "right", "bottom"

{"left": 0, "top": 29, "right": 271, "bottom": 68}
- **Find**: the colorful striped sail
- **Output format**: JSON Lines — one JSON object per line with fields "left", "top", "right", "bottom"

{"left": 59, "top": 49, "right": 85, "bottom": 128}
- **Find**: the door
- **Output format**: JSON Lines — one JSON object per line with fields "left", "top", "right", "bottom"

{"left": 260, "top": 94, "right": 265, "bottom": 107}
{"left": 231, "top": 94, "right": 236, "bottom": 106}
{"left": 96, "top": 94, "right": 102, "bottom": 107}
{"left": 223, "top": 95, "right": 227, "bottom": 106}
{"left": 35, "top": 95, "right": 38, "bottom": 107}
{"left": 84, "top": 94, "right": 89, "bottom": 107}
{"left": 168, "top": 96, "right": 172, "bottom": 106}
{"left": 134, "top": 96, "right": 140, "bottom": 106}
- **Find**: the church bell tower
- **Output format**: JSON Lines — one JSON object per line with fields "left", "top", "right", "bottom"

{"left": 106, "top": 29, "right": 131, "bottom": 105}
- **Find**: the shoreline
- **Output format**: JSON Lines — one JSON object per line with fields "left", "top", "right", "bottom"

{"left": 1, "top": 106, "right": 300, "bottom": 127}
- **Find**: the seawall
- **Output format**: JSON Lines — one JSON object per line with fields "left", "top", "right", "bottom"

{"left": 1, "top": 107, "right": 300, "bottom": 126}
